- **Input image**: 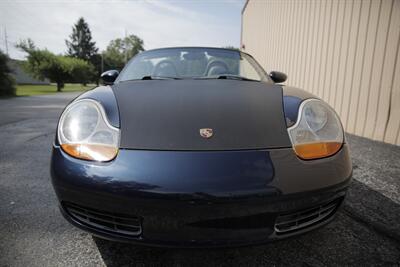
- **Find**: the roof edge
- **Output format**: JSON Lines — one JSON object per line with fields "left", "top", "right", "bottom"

{"left": 241, "top": 0, "right": 249, "bottom": 14}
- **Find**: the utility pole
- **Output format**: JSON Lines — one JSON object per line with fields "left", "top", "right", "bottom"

{"left": 124, "top": 29, "right": 128, "bottom": 64}
{"left": 4, "top": 26, "right": 9, "bottom": 56}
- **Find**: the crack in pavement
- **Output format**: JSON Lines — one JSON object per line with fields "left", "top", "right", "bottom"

{"left": 342, "top": 206, "right": 400, "bottom": 246}
{"left": 25, "top": 132, "right": 54, "bottom": 143}
{"left": 0, "top": 118, "right": 31, "bottom": 128}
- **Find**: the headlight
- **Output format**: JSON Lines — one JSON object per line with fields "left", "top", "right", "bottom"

{"left": 288, "top": 99, "right": 343, "bottom": 160}
{"left": 58, "top": 99, "right": 119, "bottom": 161}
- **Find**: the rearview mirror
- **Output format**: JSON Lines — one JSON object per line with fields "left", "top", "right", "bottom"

{"left": 101, "top": 70, "right": 119, "bottom": 85}
{"left": 269, "top": 71, "right": 287, "bottom": 83}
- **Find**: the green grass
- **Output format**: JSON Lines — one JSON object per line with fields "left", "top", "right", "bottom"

{"left": 16, "top": 83, "right": 95, "bottom": 96}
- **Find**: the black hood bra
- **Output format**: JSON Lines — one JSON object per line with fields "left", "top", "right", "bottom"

{"left": 112, "top": 79, "right": 291, "bottom": 150}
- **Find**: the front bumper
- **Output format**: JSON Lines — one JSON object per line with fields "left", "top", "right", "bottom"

{"left": 51, "top": 145, "right": 352, "bottom": 247}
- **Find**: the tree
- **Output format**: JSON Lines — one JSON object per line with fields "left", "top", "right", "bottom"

{"left": 17, "top": 39, "right": 95, "bottom": 91}
{"left": 89, "top": 53, "right": 102, "bottom": 85}
{"left": 67, "top": 57, "right": 96, "bottom": 85}
{"left": 66, "top": 17, "right": 98, "bottom": 61}
{"left": 103, "top": 34, "right": 144, "bottom": 70}
{"left": 0, "top": 50, "right": 16, "bottom": 96}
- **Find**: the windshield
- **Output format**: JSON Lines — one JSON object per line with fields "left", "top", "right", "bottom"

{"left": 116, "top": 47, "right": 268, "bottom": 82}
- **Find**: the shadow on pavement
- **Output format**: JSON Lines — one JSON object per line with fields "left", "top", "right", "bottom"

{"left": 93, "top": 179, "right": 400, "bottom": 266}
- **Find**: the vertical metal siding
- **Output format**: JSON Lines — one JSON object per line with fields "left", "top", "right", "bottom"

{"left": 242, "top": 0, "right": 400, "bottom": 145}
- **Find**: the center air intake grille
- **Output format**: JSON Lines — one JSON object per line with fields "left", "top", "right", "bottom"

{"left": 274, "top": 198, "right": 341, "bottom": 234}
{"left": 64, "top": 202, "right": 142, "bottom": 237}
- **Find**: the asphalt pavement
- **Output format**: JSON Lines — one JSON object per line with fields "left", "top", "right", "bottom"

{"left": 0, "top": 93, "right": 399, "bottom": 266}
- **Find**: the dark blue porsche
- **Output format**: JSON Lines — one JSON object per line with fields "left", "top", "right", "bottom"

{"left": 51, "top": 47, "right": 352, "bottom": 247}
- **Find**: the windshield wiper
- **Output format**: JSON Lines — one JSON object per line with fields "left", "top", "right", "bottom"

{"left": 141, "top": 76, "right": 181, "bottom": 80}
{"left": 215, "top": 75, "right": 258, "bottom": 81}
{"left": 195, "top": 75, "right": 258, "bottom": 81}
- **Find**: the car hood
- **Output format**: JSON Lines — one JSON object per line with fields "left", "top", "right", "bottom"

{"left": 112, "top": 79, "right": 291, "bottom": 150}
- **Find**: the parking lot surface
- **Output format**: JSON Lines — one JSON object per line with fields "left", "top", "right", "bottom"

{"left": 0, "top": 93, "right": 399, "bottom": 266}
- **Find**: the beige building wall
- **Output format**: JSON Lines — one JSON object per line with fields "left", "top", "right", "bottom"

{"left": 242, "top": 0, "right": 400, "bottom": 145}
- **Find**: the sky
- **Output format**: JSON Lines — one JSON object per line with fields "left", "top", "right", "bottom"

{"left": 0, "top": 0, "right": 246, "bottom": 60}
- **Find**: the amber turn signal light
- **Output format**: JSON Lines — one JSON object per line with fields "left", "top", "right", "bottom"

{"left": 61, "top": 144, "right": 118, "bottom": 161}
{"left": 293, "top": 142, "right": 342, "bottom": 160}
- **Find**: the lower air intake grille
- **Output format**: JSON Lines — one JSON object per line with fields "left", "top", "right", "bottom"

{"left": 274, "top": 198, "right": 342, "bottom": 234}
{"left": 64, "top": 202, "right": 142, "bottom": 237}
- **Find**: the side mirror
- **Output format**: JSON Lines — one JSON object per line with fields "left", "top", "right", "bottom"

{"left": 269, "top": 71, "right": 287, "bottom": 83}
{"left": 101, "top": 70, "right": 119, "bottom": 85}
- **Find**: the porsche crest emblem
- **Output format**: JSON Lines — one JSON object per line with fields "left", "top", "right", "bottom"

{"left": 199, "top": 128, "right": 213, "bottom": 139}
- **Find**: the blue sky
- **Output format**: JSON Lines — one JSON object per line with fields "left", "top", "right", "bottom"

{"left": 0, "top": 0, "right": 246, "bottom": 60}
